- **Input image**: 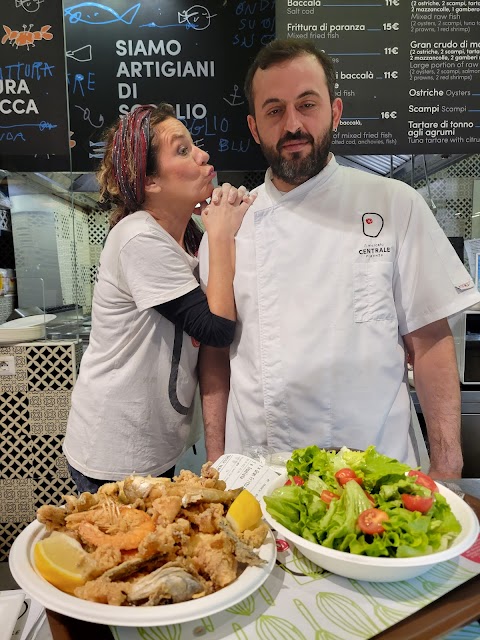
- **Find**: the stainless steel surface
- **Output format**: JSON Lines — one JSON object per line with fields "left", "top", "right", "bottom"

{"left": 412, "top": 389, "right": 480, "bottom": 413}
{"left": 45, "top": 309, "right": 91, "bottom": 344}
{"left": 455, "top": 479, "right": 480, "bottom": 499}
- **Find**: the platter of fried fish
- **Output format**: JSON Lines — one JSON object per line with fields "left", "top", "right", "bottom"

{"left": 9, "top": 463, "right": 276, "bottom": 626}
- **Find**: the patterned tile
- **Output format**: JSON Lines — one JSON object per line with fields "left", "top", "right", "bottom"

{"left": 0, "top": 410, "right": 31, "bottom": 480}
{"left": 0, "top": 350, "right": 28, "bottom": 393}
{"left": 0, "top": 390, "right": 29, "bottom": 426}
{"left": 0, "top": 522, "right": 29, "bottom": 561}
{"left": 26, "top": 344, "right": 76, "bottom": 391}
{"left": 0, "top": 295, "right": 15, "bottom": 324}
{"left": 27, "top": 391, "right": 71, "bottom": 436}
{"left": 34, "top": 475, "right": 76, "bottom": 510}
{"left": 31, "top": 434, "right": 69, "bottom": 478}
{"left": 0, "top": 208, "right": 11, "bottom": 231}
{"left": 0, "top": 479, "right": 36, "bottom": 523}
{"left": 0, "top": 339, "right": 79, "bottom": 553}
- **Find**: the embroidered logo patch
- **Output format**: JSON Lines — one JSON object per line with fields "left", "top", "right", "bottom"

{"left": 362, "top": 213, "right": 384, "bottom": 238}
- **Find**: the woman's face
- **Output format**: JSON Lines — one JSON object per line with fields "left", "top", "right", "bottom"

{"left": 151, "top": 118, "right": 216, "bottom": 207}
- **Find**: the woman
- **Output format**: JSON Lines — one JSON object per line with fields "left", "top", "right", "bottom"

{"left": 63, "top": 103, "right": 254, "bottom": 493}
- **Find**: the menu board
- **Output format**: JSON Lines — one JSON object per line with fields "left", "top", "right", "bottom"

{"left": 0, "top": 0, "right": 70, "bottom": 171}
{"left": 64, "top": 0, "right": 274, "bottom": 172}
{"left": 277, "top": 0, "right": 480, "bottom": 154}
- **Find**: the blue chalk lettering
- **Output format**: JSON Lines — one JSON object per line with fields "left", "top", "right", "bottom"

{"left": 218, "top": 138, "right": 251, "bottom": 153}
{"left": 67, "top": 72, "right": 96, "bottom": 95}
{"left": 0, "top": 132, "right": 26, "bottom": 142}
{"left": 187, "top": 116, "right": 229, "bottom": 138}
{"left": 87, "top": 72, "right": 95, "bottom": 91}
{"left": 0, "top": 62, "right": 54, "bottom": 81}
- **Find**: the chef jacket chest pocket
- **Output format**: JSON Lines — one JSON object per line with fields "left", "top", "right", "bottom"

{"left": 353, "top": 262, "right": 396, "bottom": 322}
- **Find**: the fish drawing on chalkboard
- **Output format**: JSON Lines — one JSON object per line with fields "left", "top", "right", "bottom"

{"left": 66, "top": 44, "right": 93, "bottom": 62}
{"left": 89, "top": 139, "right": 106, "bottom": 159}
{"left": 178, "top": 5, "right": 217, "bottom": 31}
{"left": 64, "top": 2, "right": 141, "bottom": 25}
{"left": 15, "top": 0, "right": 44, "bottom": 13}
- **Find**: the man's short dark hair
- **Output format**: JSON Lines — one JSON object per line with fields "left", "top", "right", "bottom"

{"left": 244, "top": 39, "right": 336, "bottom": 116}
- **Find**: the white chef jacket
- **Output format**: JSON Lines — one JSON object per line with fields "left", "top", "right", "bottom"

{"left": 64, "top": 211, "right": 201, "bottom": 480}
{"left": 198, "top": 156, "right": 480, "bottom": 465}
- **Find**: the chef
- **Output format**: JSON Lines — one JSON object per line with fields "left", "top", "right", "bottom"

{"left": 198, "top": 39, "right": 480, "bottom": 478}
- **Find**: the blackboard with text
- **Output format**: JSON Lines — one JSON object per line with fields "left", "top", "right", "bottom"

{"left": 64, "top": 0, "right": 274, "bottom": 172}
{"left": 277, "top": 0, "right": 480, "bottom": 155}
{"left": 0, "top": 0, "right": 70, "bottom": 171}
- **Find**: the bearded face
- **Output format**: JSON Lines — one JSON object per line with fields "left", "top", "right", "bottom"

{"left": 257, "top": 117, "right": 334, "bottom": 186}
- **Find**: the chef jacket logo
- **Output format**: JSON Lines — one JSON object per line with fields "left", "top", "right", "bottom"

{"left": 362, "top": 212, "right": 384, "bottom": 238}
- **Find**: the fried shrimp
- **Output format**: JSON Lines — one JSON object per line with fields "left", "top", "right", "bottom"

{"left": 65, "top": 500, "right": 155, "bottom": 550}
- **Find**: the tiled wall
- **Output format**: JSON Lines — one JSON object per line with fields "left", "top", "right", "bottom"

{"left": 0, "top": 340, "right": 82, "bottom": 560}
{"left": 0, "top": 207, "right": 15, "bottom": 324}
{"left": 414, "top": 155, "right": 480, "bottom": 242}
{"left": 54, "top": 205, "right": 108, "bottom": 314}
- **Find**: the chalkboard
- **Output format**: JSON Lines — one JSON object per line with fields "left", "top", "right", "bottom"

{"left": 277, "top": 0, "right": 480, "bottom": 155}
{"left": 0, "top": 0, "right": 70, "bottom": 171}
{"left": 64, "top": 0, "right": 275, "bottom": 172}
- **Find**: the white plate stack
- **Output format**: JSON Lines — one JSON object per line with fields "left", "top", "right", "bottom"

{"left": 0, "top": 314, "right": 56, "bottom": 345}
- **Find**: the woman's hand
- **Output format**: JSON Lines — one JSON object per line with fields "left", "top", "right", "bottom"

{"left": 201, "top": 183, "right": 256, "bottom": 239}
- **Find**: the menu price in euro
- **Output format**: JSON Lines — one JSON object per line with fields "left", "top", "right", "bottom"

{"left": 278, "top": 0, "right": 480, "bottom": 154}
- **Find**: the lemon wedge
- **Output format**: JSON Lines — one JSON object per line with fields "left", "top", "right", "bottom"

{"left": 34, "top": 532, "right": 90, "bottom": 594}
{"left": 226, "top": 489, "right": 263, "bottom": 532}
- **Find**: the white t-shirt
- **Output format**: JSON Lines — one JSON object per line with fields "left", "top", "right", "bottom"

{"left": 198, "top": 156, "right": 480, "bottom": 465}
{"left": 64, "top": 211, "right": 201, "bottom": 480}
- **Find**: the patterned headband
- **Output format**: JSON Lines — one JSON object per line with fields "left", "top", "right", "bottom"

{"left": 111, "top": 105, "right": 153, "bottom": 211}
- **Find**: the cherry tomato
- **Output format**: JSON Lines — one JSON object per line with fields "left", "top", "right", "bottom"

{"left": 284, "top": 476, "right": 304, "bottom": 486}
{"left": 358, "top": 508, "right": 389, "bottom": 534}
{"left": 365, "top": 491, "right": 376, "bottom": 506}
{"left": 407, "top": 470, "right": 438, "bottom": 493}
{"left": 320, "top": 490, "right": 340, "bottom": 505}
{"left": 335, "top": 468, "right": 363, "bottom": 486}
{"left": 284, "top": 479, "right": 292, "bottom": 486}
{"left": 401, "top": 493, "right": 434, "bottom": 514}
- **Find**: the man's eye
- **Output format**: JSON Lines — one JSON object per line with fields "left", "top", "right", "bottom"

{"left": 178, "top": 146, "right": 189, "bottom": 155}
{"left": 267, "top": 108, "right": 280, "bottom": 117}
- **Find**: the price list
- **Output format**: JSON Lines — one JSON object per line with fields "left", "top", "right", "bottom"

{"left": 276, "top": 0, "right": 480, "bottom": 154}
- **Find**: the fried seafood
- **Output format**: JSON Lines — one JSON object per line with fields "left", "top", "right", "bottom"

{"left": 34, "top": 465, "right": 268, "bottom": 606}
{"left": 37, "top": 505, "right": 67, "bottom": 532}
{"left": 127, "top": 560, "right": 209, "bottom": 605}
{"left": 181, "top": 487, "right": 243, "bottom": 508}
{"left": 65, "top": 499, "right": 155, "bottom": 550}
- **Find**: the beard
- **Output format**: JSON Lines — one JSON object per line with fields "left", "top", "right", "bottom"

{"left": 258, "top": 122, "right": 334, "bottom": 186}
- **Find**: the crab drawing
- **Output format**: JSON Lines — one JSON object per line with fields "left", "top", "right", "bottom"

{"left": 1, "top": 24, "right": 53, "bottom": 49}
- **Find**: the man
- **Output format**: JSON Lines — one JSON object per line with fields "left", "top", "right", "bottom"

{"left": 198, "top": 39, "right": 480, "bottom": 478}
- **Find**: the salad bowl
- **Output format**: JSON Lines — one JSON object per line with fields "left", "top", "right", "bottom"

{"left": 262, "top": 473, "right": 479, "bottom": 582}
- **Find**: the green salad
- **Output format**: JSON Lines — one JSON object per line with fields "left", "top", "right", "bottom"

{"left": 264, "top": 445, "right": 461, "bottom": 558}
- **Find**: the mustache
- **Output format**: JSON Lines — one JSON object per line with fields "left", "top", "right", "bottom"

{"left": 277, "top": 130, "right": 314, "bottom": 151}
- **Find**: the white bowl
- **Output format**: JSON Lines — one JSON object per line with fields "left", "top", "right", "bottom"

{"left": 262, "top": 474, "right": 479, "bottom": 582}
